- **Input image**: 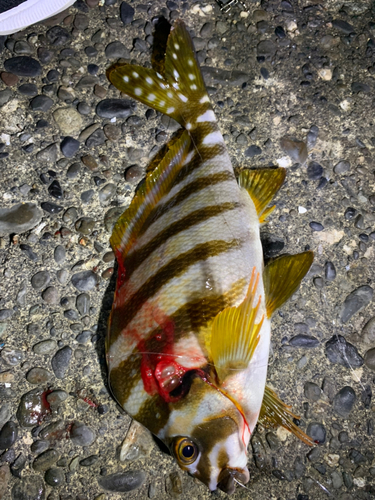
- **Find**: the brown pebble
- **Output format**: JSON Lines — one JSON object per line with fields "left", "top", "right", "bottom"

{"left": 103, "top": 124, "right": 120, "bottom": 141}
{"left": 99, "top": 155, "right": 109, "bottom": 165}
{"left": 125, "top": 165, "right": 143, "bottom": 183}
{"left": 63, "top": 14, "right": 74, "bottom": 25}
{"left": 94, "top": 84, "right": 107, "bottom": 98}
{"left": 102, "top": 267, "right": 114, "bottom": 280}
{"left": 102, "top": 169, "right": 112, "bottom": 179}
{"left": 103, "top": 251, "right": 115, "bottom": 263}
{"left": 86, "top": 0, "right": 99, "bottom": 7}
{"left": 1, "top": 71, "right": 19, "bottom": 86}
{"left": 81, "top": 154, "right": 98, "bottom": 171}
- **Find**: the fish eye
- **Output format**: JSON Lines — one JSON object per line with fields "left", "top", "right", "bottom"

{"left": 173, "top": 437, "right": 199, "bottom": 465}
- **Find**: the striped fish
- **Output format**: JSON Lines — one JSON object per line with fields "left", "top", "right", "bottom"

{"left": 106, "top": 20, "right": 314, "bottom": 494}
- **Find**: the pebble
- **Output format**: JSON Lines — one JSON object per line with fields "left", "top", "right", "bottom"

{"left": 340, "top": 285, "right": 373, "bottom": 323}
{"left": 33, "top": 340, "right": 57, "bottom": 355}
{"left": 244, "top": 145, "right": 262, "bottom": 157}
{"left": 325, "top": 335, "right": 364, "bottom": 368}
{"left": 33, "top": 449, "right": 59, "bottom": 472}
{"left": 69, "top": 421, "right": 96, "bottom": 446}
{"left": 46, "top": 389, "right": 68, "bottom": 406}
{"left": 1, "top": 72, "right": 18, "bottom": 86}
{"left": 289, "top": 334, "right": 319, "bottom": 348}
{"left": 105, "top": 41, "right": 130, "bottom": 59}
{"left": 364, "top": 348, "right": 375, "bottom": 370}
{"left": 96, "top": 99, "right": 135, "bottom": 119}
{"left": 31, "top": 271, "right": 50, "bottom": 290}
{"left": 306, "top": 422, "right": 326, "bottom": 444}
{"left": 48, "top": 179, "right": 64, "bottom": 199}
{"left": 280, "top": 137, "right": 307, "bottom": 164}
{"left": 307, "top": 161, "right": 323, "bottom": 180}
{"left": 81, "top": 189, "right": 95, "bottom": 203}
{"left": 44, "top": 467, "right": 65, "bottom": 487}
{"left": 334, "top": 160, "right": 350, "bottom": 174}
{"left": 46, "top": 26, "right": 70, "bottom": 46}
{"left": 0, "top": 421, "right": 18, "bottom": 450}
{"left": 41, "top": 287, "right": 59, "bottom": 305}
{"left": 119, "top": 420, "right": 154, "bottom": 462}
{"left": 16, "top": 388, "right": 50, "bottom": 427}
{"left": 11, "top": 475, "right": 45, "bottom": 500}
{"left": 54, "top": 245, "right": 66, "bottom": 264}
{"left": 86, "top": 128, "right": 106, "bottom": 147}
{"left": 306, "top": 125, "right": 319, "bottom": 148}
{"left": 97, "top": 470, "right": 146, "bottom": 492}
{"left": 120, "top": 2, "right": 135, "bottom": 24}
{"left": 40, "top": 202, "right": 63, "bottom": 214}
{"left": 76, "top": 330, "right": 92, "bottom": 344}
{"left": 257, "top": 40, "right": 276, "bottom": 60}
{"left": 332, "top": 19, "right": 355, "bottom": 34}
{"left": 53, "top": 107, "right": 83, "bottom": 135}
{"left": 71, "top": 271, "right": 99, "bottom": 291}
{"left": 66, "top": 162, "right": 81, "bottom": 179}
{"left": 0, "top": 88, "right": 12, "bottom": 106}
{"left": 19, "top": 244, "right": 38, "bottom": 261}
{"left": 76, "top": 293, "right": 90, "bottom": 315}
{"left": 99, "top": 183, "right": 116, "bottom": 205}
{"left": 75, "top": 217, "right": 95, "bottom": 235}
{"left": 30, "top": 95, "right": 54, "bottom": 112}
{"left": 351, "top": 82, "right": 370, "bottom": 93}
{"left": 0, "top": 203, "right": 42, "bottom": 237}
{"left": 309, "top": 221, "right": 324, "bottom": 231}
{"left": 333, "top": 387, "right": 356, "bottom": 418}
{"left": 324, "top": 261, "right": 336, "bottom": 281}
{"left": 304, "top": 382, "right": 322, "bottom": 402}
{"left": 60, "top": 136, "right": 80, "bottom": 158}
{"left": 0, "top": 465, "right": 10, "bottom": 497}
{"left": 51, "top": 346, "right": 72, "bottom": 379}
{"left": 4, "top": 57, "right": 41, "bottom": 77}
{"left": 26, "top": 367, "right": 52, "bottom": 385}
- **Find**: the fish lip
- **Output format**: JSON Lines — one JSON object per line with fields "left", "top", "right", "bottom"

{"left": 216, "top": 467, "right": 250, "bottom": 495}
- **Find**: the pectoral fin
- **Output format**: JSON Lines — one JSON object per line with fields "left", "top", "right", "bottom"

{"left": 210, "top": 268, "right": 263, "bottom": 382}
{"left": 264, "top": 251, "right": 313, "bottom": 318}
{"left": 259, "top": 386, "right": 314, "bottom": 446}
{"left": 238, "top": 168, "right": 286, "bottom": 223}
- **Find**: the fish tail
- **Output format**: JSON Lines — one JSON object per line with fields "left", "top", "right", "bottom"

{"left": 107, "top": 20, "right": 211, "bottom": 128}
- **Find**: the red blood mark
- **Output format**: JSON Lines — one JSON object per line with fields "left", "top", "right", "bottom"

{"left": 31, "top": 389, "right": 52, "bottom": 425}
{"left": 76, "top": 389, "right": 99, "bottom": 409}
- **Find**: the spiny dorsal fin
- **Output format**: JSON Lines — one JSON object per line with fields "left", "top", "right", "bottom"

{"left": 107, "top": 20, "right": 209, "bottom": 127}
{"left": 110, "top": 131, "right": 192, "bottom": 257}
{"left": 263, "top": 251, "right": 313, "bottom": 318}
{"left": 259, "top": 386, "right": 315, "bottom": 446}
{"left": 238, "top": 168, "right": 286, "bottom": 223}
{"left": 210, "top": 268, "right": 263, "bottom": 382}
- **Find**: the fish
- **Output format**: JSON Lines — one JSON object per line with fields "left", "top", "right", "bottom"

{"left": 106, "top": 19, "right": 314, "bottom": 494}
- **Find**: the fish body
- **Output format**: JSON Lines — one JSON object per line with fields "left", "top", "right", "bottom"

{"left": 106, "top": 20, "right": 313, "bottom": 494}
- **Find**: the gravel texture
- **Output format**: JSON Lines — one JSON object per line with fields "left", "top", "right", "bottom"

{"left": 0, "top": 0, "right": 375, "bottom": 499}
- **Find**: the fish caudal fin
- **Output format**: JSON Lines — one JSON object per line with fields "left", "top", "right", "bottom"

{"left": 259, "top": 386, "right": 315, "bottom": 446}
{"left": 110, "top": 131, "right": 192, "bottom": 258}
{"left": 107, "top": 20, "right": 210, "bottom": 127}
{"left": 263, "top": 251, "right": 313, "bottom": 318}
{"left": 210, "top": 268, "right": 263, "bottom": 382}
{"left": 238, "top": 167, "right": 286, "bottom": 223}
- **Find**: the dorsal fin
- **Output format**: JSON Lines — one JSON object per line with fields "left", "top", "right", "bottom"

{"left": 263, "top": 251, "right": 314, "bottom": 318}
{"left": 238, "top": 168, "right": 286, "bottom": 223}
{"left": 259, "top": 386, "right": 315, "bottom": 446}
{"left": 107, "top": 20, "right": 209, "bottom": 127}
{"left": 110, "top": 131, "right": 192, "bottom": 257}
{"left": 210, "top": 267, "right": 263, "bottom": 382}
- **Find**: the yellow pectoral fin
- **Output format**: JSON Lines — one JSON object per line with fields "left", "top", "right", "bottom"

{"left": 259, "top": 386, "right": 315, "bottom": 446}
{"left": 210, "top": 268, "right": 263, "bottom": 382}
{"left": 264, "top": 251, "right": 314, "bottom": 318}
{"left": 238, "top": 168, "right": 286, "bottom": 223}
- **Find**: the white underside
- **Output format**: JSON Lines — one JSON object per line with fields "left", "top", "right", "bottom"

{"left": 0, "top": 0, "right": 76, "bottom": 35}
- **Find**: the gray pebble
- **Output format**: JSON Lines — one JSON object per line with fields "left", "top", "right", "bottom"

{"left": 32, "top": 449, "right": 59, "bottom": 472}
{"left": 96, "top": 99, "right": 135, "bottom": 119}
{"left": 32, "top": 340, "right": 57, "bottom": 355}
{"left": 86, "top": 128, "right": 106, "bottom": 147}
{"left": 76, "top": 293, "right": 90, "bottom": 315}
{"left": 97, "top": 470, "right": 146, "bottom": 492}
{"left": 26, "top": 367, "right": 52, "bottom": 385}
{"left": 16, "top": 389, "right": 50, "bottom": 427}
{"left": 0, "top": 88, "right": 12, "bottom": 106}
{"left": 56, "top": 269, "right": 69, "bottom": 285}
{"left": 46, "top": 390, "right": 68, "bottom": 406}
{"left": 51, "top": 346, "right": 72, "bottom": 379}
{"left": 11, "top": 475, "right": 45, "bottom": 500}
{"left": 0, "top": 203, "right": 42, "bottom": 237}
{"left": 30, "top": 95, "right": 54, "bottom": 112}
{"left": 309, "top": 221, "right": 324, "bottom": 231}
{"left": 41, "top": 286, "right": 59, "bottom": 305}
{"left": 0, "top": 309, "right": 13, "bottom": 321}
{"left": 332, "top": 19, "right": 355, "bottom": 34}
{"left": 306, "top": 125, "right": 319, "bottom": 148}
{"left": 30, "top": 440, "right": 50, "bottom": 454}
{"left": 80, "top": 455, "right": 98, "bottom": 467}
{"left": 54, "top": 245, "right": 66, "bottom": 264}
{"left": 71, "top": 271, "right": 98, "bottom": 292}
{"left": 66, "top": 162, "right": 81, "bottom": 179}
{"left": 364, "top": 348, "right": 375, "bottom": 370}
{"left": 325, "top": 335, "right": 363, "bottom": 368}
{"left": 351, "top": 82, "right": 370, "bottom": 93}
{"left": 46, "top": 26, "right": 70, "bottom": 46}
{"left": 289, "top": 334, "right": 319, "bottom": 348}
{"left": 304, "top": 382, "right": 322, "bottom": 401}
{"left": 4, "top": 56, "right": 41, "bottom": 77}
{"left": 36, "top": 143, "right": 58, "bottom": 163}
{"left": 0, "top": 421, "right": 18, "bottom": 450}
{"left": 76, "top": 330, "right": 92, "bottom": 344}
{"left": 334, "top": 160, "right": 350, "bottom": 174}
{"left": 105, "top": 41, "right": 130, "bottom": 59}
{"left": 324, "top": 261, "right": 336, "bottom": 281}
{"left": 99, "top": 183, "right": 116, "bottom": 205}
{"left": 340, "top": 285, "right": 373, "bottom": 323}
{"left": 244, "top": 145, "right": 262, "bottom": 157}
{"left": 70, "top": 421, "right": 96, "bottom": 446}
{"left": 81, "top": 189, "right": 95, "bottom": 203}
{"left": 333, "top": 386, "right": 356, "bottom": 418}
{"left": 120, "top": 2, "right": 135, "bottom": 24}
{"left": 257, "top": 39, "right": 276, "bottom": 59}
{"left": 31, "top": 271, "right": 50, "bottom": 290}
{"left": 306, "top": 422, "right": 326, "bottom": 444}
{"left": 45, "top": 467, "right": 65, "bottom": 487}
{"left": 280, "top": 137, "right": 307, "bottom": 164}
{"left": 307, "top": 161, "right": 323, "bottom": 180}
{"left": 60, "top": 136, "right": 80, "bottom": 158}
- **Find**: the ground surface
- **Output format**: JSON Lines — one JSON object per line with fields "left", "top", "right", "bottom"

{"left": 0, "top": 0, "right": 375, "bottom": 499}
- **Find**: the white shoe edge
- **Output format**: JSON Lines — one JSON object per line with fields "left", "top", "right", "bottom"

{"left": 0, "top": 0, "right": 77, "bottom": 36}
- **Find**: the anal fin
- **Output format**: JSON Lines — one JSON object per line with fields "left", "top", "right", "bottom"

{"left": 238, "top": 168, "right": 286, "bottom": 223}
{"left": 259, "top": 386, "right": 315, "bottom": 446}
{"left": 210, "top": 268, "right": 263, "bottom": 382}
{"left": 264, "top": 251, "right": 313, "bottom": 318}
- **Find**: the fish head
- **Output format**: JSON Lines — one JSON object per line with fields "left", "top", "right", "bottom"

{"left": 163, "top": 375, "right": 250, "bottom": 494}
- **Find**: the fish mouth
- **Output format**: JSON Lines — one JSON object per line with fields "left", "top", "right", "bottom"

{"left": 217, "top": 467, "right": 250, "bottom": 495}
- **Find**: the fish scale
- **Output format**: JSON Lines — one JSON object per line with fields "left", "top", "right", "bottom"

{"left": 106, "top": 19, "right": 314, "bottom": 494}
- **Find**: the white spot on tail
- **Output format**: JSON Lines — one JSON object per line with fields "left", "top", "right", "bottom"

{"left": 178, "top": 93, "right": 188, "bottom": 103}
{"left": 196, "top": 110, "right": 216, "bottom": 122}
{"left": 202, "top": 131, "right": 223, "bottom": 145}
{"left": 173, "top": 53, "right": 177, "bottom": 60}
{"left": 167, "top": 107, "right": 175, "bottom": 114}
{"left": 156, "top": 72, "right": 163, "bottom": 79}
{"left": 188, "top": 59, "right": 193, "bottom": 66}
{"left": 172, "top": 82, "right": 179, "bottom": 90}
{"left": 134, "top": 88, "right": 142, "bottom": 96}
{"left": 174, "top": 43, "right": 180, "bottom": 50}
{"left": 186, "top": 123, "right": 192, "bottom": 130}
{"left": 132, "top": 71, "right": 139, "bottom": 78}
{"left": 159, "top": 82, "right": 166, "bottom": 89}
{"left": 173, "top": 70, "right": 179, "bottom": 79}
{"left": 189, "top": 74, "right": 195, "bottom": 80}
{"left": 124, "top": 76, "right": 129, "bottom": 83}
{"left": 167, "top": 92, "right": 173, "bottom": 98}
{"left": 146, "top": 77, "right": 153, "bottom": 84}
{"left": 191, "top": 84, "right": 197, "bottom": 90}
{"left": 159, "top": 100, "right": 165, "bottom": 107}
{"left": 148, "top": 94, "right": 156, "bottom": 101}
{"left": 200, "top": 95, "right": 209, "bottom": 103}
